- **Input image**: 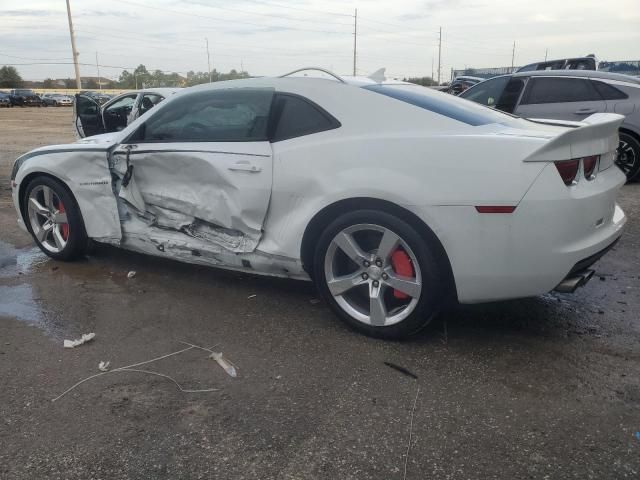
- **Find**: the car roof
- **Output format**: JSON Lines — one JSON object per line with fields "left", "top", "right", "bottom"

{"left": 512, "top": 69, "right": 640, "bottom": 84}
{"left": 453, "top": 76, "right": 484, "bottom": 82}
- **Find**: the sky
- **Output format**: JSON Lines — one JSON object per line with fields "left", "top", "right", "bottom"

{"left": 1, "top": 0, "right": 639, "bottom": 82}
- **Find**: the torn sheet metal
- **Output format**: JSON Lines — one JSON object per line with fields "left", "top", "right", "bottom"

{"left": 111, "top": 142, "right": 273, "bottom": 254}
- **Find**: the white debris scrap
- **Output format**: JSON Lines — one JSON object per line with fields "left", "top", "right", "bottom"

{"left": 63, "top": 333, "right": 96, "bottom": 349}
{"left": 127, "top": 271, "right": 137, "bottom": 279}
{"left": 98, "top": 361, "right": 111, "bottom": 372}
{"left": 210, "top": 352, "right": 238, "bottom": 378}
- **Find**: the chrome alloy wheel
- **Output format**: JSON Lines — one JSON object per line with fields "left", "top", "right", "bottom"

{"left": 323, "top": 224, "right": 422, "bottom": 327}
{"left": 27, "top": 185, "right": 69, "bottom": 253}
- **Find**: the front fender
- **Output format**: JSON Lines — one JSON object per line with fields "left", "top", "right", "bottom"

{"left": 14, "top": 149, "right": 122, "bottom": 243}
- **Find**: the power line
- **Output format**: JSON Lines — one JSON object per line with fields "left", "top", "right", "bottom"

{"left": 237, "top": 0, "right": 354, "bottom": 18}
{"left": 110, "top": 0, "right": 352, "bottom": 35}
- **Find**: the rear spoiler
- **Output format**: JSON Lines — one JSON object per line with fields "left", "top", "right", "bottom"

{"left": 523, "top": 113, "right": 624, "bottom": 162}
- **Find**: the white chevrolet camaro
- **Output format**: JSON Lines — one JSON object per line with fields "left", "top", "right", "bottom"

{"left": 10, "top": 69, "right": 627, "bottom": 338}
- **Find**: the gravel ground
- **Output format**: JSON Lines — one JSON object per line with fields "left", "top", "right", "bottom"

{"left": 0, "top": 107, "right": 639, "bottom": 479}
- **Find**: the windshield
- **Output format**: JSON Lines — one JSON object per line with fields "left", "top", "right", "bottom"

{"left": 14, "top": 89, "right": 34, "bottom": 95}
{"left": 363, "top": 83, "right": 518, "bottom": 126}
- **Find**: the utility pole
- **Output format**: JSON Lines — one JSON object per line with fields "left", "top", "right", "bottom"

{"left": 95, "top": 52, "right": 101, "bottom": 90}
{"left": 511, "top": 41, "right": 516, "bottom": 72}
{"left": 205, "top": 37, "right": 212, "bottom": 83}
{"left": 544, "top": 48, "right": 548, "bottom": 61}
{"left": 431, "top": 57, "right": 434, "bottom": 81}
{"left": 352, "top": 9, "right": 358, "bottom": 76}
{"left": 65, "top": 0, "right": 81, "bottom": 90}
{"left": 437, "top": 26, "right": 442, "bottom": 85}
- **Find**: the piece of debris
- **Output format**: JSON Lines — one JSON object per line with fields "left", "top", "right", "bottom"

{"left": 247, "top": 294, "right": 257, "bottom": 299}
{"left": 50, "top": 266, "right": 59, "bottom": 272}
{"left": 384, "top": 361, "right": 418, "bottom": 379}
{"left": 127, "top": 270, "right": 137, "bottom": 279}
{"left": 210, "top": 352, "right": 238, "bottom": 378}
{"left": 309, "top": 298, "right": 321, "bottom": 305}
{"left": 63, "top": 333, "right": 96, "bottom": 349}
{"left": 98, "top": 361, "right": 111, "bottom": 372}
{"left": 403, "top": 386, "right": 420, "bottom": 480}
{"left": 52, "top": 342, "right": 220, "bottom": 402}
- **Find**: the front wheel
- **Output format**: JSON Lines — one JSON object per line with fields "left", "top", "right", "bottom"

{"left": 313, "top": 210, "right": 445, "bottom": 339}
{"left": 23, "top": 176, "right": 88, "bottom": 261}
{"left": 617, "top": 132, "right": 640, "bottom": 182}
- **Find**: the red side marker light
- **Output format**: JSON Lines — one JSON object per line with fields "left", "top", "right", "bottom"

{"left": 475, "top": 206, "right": 516, "bottom": 213}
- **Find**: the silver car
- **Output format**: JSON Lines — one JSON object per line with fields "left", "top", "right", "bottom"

{"left": 460, "top": 70, "right": 640, "bottom": 181}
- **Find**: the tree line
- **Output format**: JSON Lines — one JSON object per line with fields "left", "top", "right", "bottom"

{"left": 0, "top": 64, "right": 250, "bottom": 89}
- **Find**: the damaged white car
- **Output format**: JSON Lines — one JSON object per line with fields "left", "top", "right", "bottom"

{"left": 11, "top": 69, "right": 626, "bottom": 338}
{"left": 74, "top": 88, "right": 180, "bottom": 138}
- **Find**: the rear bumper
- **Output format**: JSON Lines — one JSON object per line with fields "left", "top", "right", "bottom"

{"left": 413, "top": 164, "right": 626, "bottom": 303}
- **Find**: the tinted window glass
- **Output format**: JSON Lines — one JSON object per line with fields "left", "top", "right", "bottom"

{"left": 139, "top": 88, "right": 273, "bottom": 142}
{"left": 272, "top": 94, "right": 339, "bottom": 141}
{"left": 365, "top": 84, "right": 516, "bottom": 126}
{"left": 521, "top": 77, "right": 601, "bottom": 104}
{"left": 496, "top": 78, "right": 526, "bottom": 113}
{"left": 592, "top": 80, "right": 628, "bottom": 100}
{"left": 460, "top": 76, "right": 510, "bottom": 107}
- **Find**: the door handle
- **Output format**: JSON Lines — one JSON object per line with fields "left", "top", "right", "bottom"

{"left": 574, "top": 108, "right": 597, "bottom": 115}
{"left": 228, "top": 161, "right": 261, "bottom": 173}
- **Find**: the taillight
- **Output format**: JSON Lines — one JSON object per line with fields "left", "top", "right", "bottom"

{"left": 554, "top": 159, "right": 580, "bottom": 185}
{"left": 583, "top": 155, "right": 598, "bottom": 179}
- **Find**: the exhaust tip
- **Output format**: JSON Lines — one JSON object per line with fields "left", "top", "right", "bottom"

{"left": 554, "top": 269, "right": 595, "bottom": 293}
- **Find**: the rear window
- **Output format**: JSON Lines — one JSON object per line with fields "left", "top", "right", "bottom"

{"left": 521, "top": 77, "right": 601, "bottom": 104}
{"left": 363, "top": 84, "right": 516, "bottom": 126}
{"left": 592, "top": 80, "right": 628, "bottom": 100}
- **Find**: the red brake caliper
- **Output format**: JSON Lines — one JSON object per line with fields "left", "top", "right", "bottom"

{"left": 390, "top": 249, "right": 414, "bottom": 299}
{"left": 58, "top": 200, "right": 69, "bottom": 241}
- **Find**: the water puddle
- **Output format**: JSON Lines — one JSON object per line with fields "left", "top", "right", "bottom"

{"left": 0, "top": 240, "right": 49, "bottom": 278}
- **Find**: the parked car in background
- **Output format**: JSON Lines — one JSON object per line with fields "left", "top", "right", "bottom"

{"left": 41, "top": 93, "right": 74, "bottom": 107}
{"left": 12, "top": 72, "right": 626, "bottom": 338}
{"left": 0, "top": 92, "right": 12, "bottom": 107}
{"left": 460, "top": 70, "right": 640, "bottom": 181}
{"left": 9, "top": 89, "right": 43, "bottom": 107}
{"left": 517, "top": 56, "right": 597, "bottom": 72}
{"left": 80, "top": 91, "right": 112, "bottom": 105}
{"left": 74, "top": 88, "right": 180, "bottom": 137}
{"left": 446, "top": 75, "right": 484, "bottom": 95}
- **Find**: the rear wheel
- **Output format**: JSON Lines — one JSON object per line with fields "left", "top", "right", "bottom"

{"left": 23, "top": 176, "right": 88, "bottom": 261}
{"left": 313, "top": 210, "right": 444, "bottom": 339}
{"left": 617, "top": 131, "right": 640, "bottom": 181}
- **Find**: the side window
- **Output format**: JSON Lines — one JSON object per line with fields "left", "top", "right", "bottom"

{"left": 139, "top": 94, "right": 164, "bottom": 115}
{"left": 137, "top": 88, "right": 273, "bottom": 142}
{"left": 496, "top": 78, "right": 526, "bottom": 113}
{"left": 271, "top": 94, "right": 340, "bottom": 142}
{"left": 76, "top": 95, "right": 99, "bottom": 115}
{"left": 106, "top": 94, "right": 137, "bottom": 113}
{"left": 591, "top": 80, "right": 628, "bottom": 100}
{"left": 460, "top": 76, "right": 509, "bottom": 108}
{"left": 521, "top": 77, "right": 601, "bottom": 104}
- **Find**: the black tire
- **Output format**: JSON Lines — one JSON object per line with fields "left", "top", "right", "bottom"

{"left": 22, "top": 176, "right": 88, "bottom": 261}
{"left": 313, "top": 209, "right": 445, "bottom": 339}
{"left": 618, "top": 131, "right": 640, "bottom": 182}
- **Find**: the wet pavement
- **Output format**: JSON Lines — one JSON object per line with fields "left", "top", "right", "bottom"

{"left": 1, "top": 109, "right": 639, "bottom": 479}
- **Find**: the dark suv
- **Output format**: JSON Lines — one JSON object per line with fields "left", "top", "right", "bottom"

{"left": 9, "top": 89, "right": 43, "bottom": 107}
{"left": 460, "top": 70, "right": 640, "bottom": 181}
